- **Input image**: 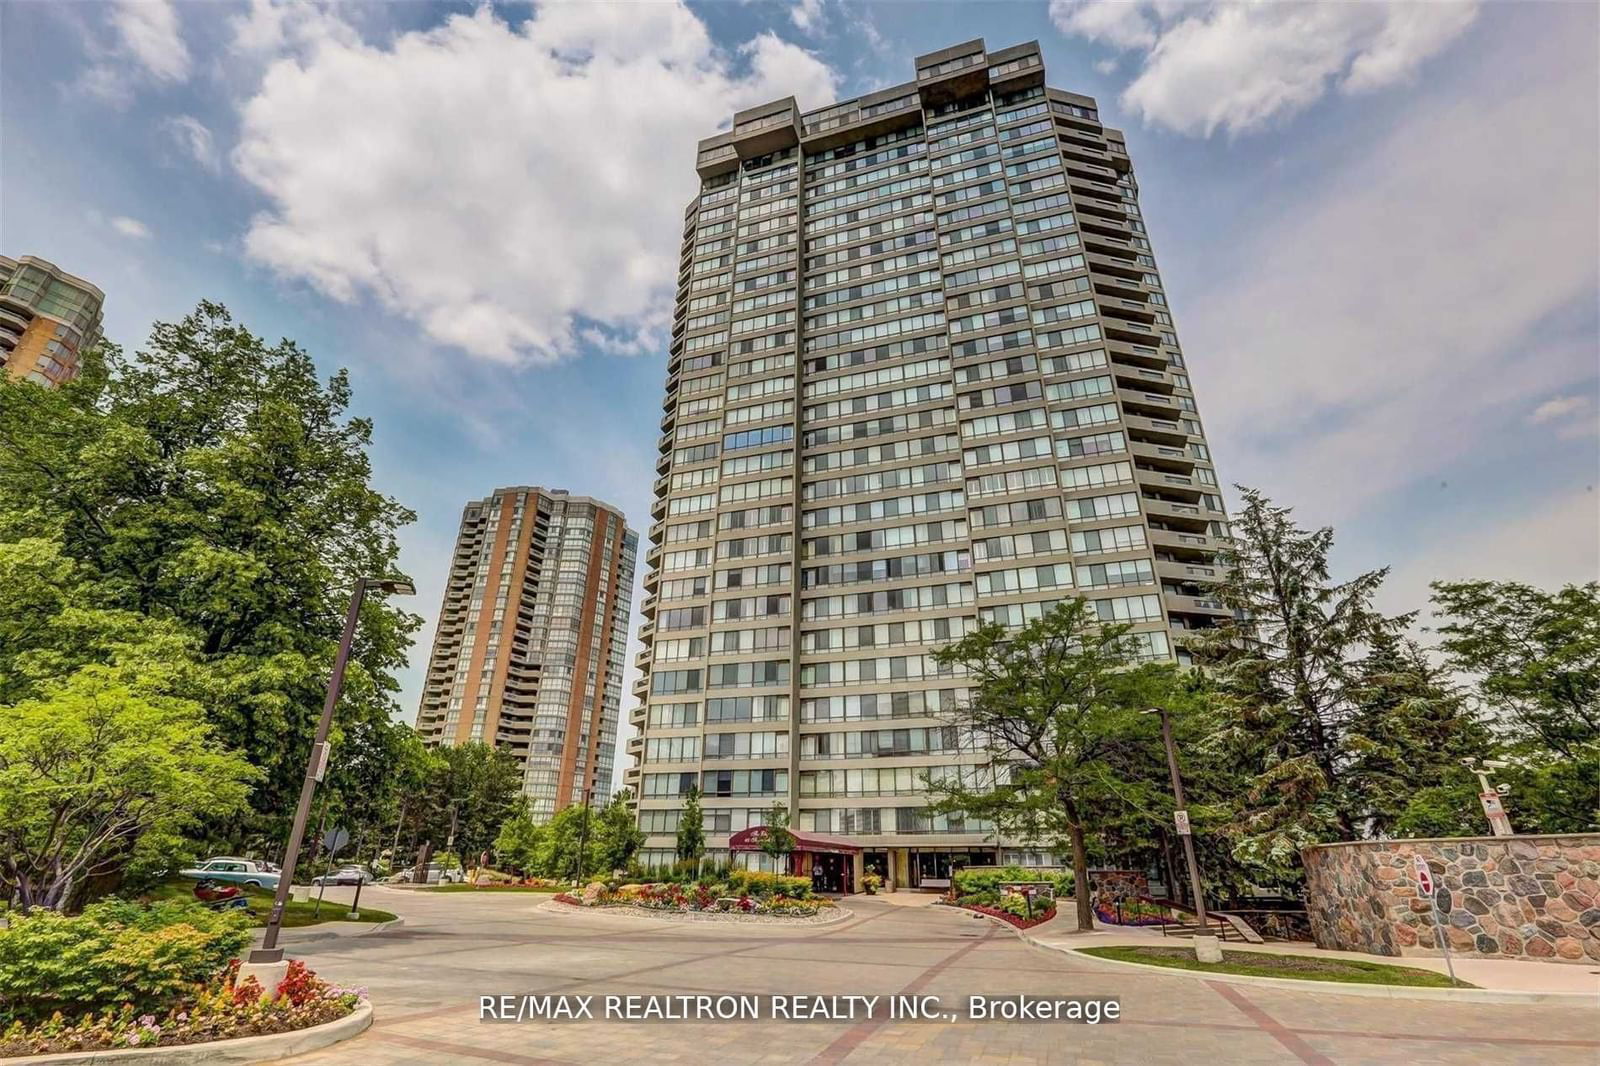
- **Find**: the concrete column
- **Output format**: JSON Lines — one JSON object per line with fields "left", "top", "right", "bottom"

{"left": 851, "top": 851, "right": 864, "bottom": 894}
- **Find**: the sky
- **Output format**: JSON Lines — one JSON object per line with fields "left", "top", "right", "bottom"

{"left": 3, "top": 0, "right": 1597, "bottom": 783}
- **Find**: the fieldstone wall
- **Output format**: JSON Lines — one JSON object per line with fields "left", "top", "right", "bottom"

{"left": 1302, "top": 835, "right": 1600, "bottom": 964}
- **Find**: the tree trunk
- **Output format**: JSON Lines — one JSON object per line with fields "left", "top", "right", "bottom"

{"left": 1067, "top": 822, "right": 1093, "bottom": 933}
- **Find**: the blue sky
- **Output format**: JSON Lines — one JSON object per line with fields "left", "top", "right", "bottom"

{"left": 3, "top": 1, "right": 1597, "bottom": 743}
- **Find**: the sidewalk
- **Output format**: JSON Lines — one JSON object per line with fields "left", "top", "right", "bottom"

{"left": 1022, "top": 914, "right": 1600, "bottom": 997}
{"left": 841, "top": 890, "right": 941, "bottom": 908}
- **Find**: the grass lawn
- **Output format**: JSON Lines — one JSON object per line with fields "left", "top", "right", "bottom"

{"left": 1080, "top": 945, "right": 1474, "bottom": 988}
{"left": 150, "top": 878, "right": 397, "bottom": 928}
{"left": 419, "top": 883, "right": 564, "bottom": 893}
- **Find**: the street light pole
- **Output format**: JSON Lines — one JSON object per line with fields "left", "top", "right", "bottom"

{"left": 247, "top": 577, "right": 413, "bottom": 969}
{"left": 1146, "top": 707, "right": 1220, "bottom": 962}
{"left": 574, "top": 788, "right": 594, "bottom": 885}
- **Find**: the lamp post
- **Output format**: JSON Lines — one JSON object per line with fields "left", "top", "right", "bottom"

{"left": 1144, "top": 706, "right": 1221, "bottom": 963}
{"left": 243, "top": 577, "right": 414, "bottom": 984}
{"left": 574, "top": 787, "right": 594, "bottom": 885}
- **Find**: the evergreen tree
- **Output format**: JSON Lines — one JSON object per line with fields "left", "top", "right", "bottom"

{"left": 1343, "top": 629, "right": 1491, "bottom": 837}
{"left": 1195, "top": 487, "right": 1403, "bottom": 874}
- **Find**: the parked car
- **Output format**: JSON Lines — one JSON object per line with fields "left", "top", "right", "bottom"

{"left": 178, "top": 858, "right": 281, "bottom": 891}
{"left": 385, "top": 862, "right": 464, "bottom": 885}
{"left": 312, "top": 866, "right": 376, "bottom": 887}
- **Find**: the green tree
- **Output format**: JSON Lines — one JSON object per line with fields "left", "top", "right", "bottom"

{"left": 493, "top": 801, "right": 545, "bottom": 876}
{"left": 1196, "top": 487, "right": 1404, "bottom": 873}
{"left": 1343, "top": 629, "right": 1492, "bottom": 837}
{"left": 594, "top": 792, "right": 646, "bottom": 875}
{"left": 0, "top": 303, "right": 420, "bottom": 844}
{"left": 0, "top": 667, "right": 257, "bottom": 911}
{"left": 675, "top": 786, "right": 705, "bottom": 867}
{"left": 1430, "top": 580, "right": 1600, "bottom": 757}
{"left": 759, "top": 803, "right": 796, "bottom": 875}
{"left": 536, "top": 803, "right": 601, "bottom": 882}
{"left": 424, "top": 742, "right": 523, "bottom": 865}
{"left": 928, "top": 598, "right": 1173, "bottom": 933}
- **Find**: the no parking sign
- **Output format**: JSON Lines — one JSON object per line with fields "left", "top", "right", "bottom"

{"left": 1412, "top": 855, "right": 1434, "bottom": 895}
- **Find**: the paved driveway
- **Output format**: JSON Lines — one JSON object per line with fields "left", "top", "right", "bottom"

{"left": 282, "top": 887, "right": 1599, "bottom": 1065}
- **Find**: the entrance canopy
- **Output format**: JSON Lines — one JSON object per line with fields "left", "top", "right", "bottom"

{"left": 727, "top": 826, "right": 861, "bottom": 855}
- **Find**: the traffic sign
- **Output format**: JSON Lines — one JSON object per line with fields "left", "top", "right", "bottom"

{"left": 1413, "top": 855, "right": 1434, "bottom": 895}
{"left": 1173, "top": 809, "right": 1191, "bottom": 835}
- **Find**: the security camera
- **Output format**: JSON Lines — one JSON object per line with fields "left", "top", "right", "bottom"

{"left": 1496, "top": 783, "right": 1512, "bottom": 795}
{"left": 1483, "top": 759, "right": 1510, "bottom": 770}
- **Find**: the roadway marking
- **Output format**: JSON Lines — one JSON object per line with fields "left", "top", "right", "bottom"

{"left": 1207, "top": 980, "right": 1334, "bottom": 1066}
{"left": 807, "top": 925, "right": 1000, "bottom": 1064}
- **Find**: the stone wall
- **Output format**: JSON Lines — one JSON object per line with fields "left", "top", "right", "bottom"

{"left": 1302, "top": 835, "right": 1600, "bottom": 964}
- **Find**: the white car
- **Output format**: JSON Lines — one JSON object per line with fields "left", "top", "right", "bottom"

{"left": 179, "top": 858, "right": 281, "bottom": 890}
{"left": 386, "top": 862, "right": 464, "bottom": 884}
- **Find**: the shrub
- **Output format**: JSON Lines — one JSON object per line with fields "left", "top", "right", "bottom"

{"left": 0, "top": 900, "right": 252, "bottom": 1027}
{"left": 952, "top": 866, "right": 1072, "bottom": 900}
{"left": 725, "top": 870, "right": 810, "bottom": 899}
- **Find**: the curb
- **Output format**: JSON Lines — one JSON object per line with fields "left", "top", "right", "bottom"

{"left": 1020, "top": 933, "right": 1600, "bottom": 1005}
{"left": 257, "top": 915, "right": 405, "bottom": 946}
{"left": 0, "top": 1001, "right": 373, "bottom": 1066}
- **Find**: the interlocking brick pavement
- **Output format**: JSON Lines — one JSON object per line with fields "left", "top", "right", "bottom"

{"left": 279, "top": 887, "right": 1600, "bottom": 1065}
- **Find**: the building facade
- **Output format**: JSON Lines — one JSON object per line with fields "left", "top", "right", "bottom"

{"left": 0, "top": 255, "right": 104, "bottom": 386}
{"left": 627, "top": 39, "right": 1230, "bottom": 889}
{"left": 416, "top": 488, "right": 636, "bottom": 822}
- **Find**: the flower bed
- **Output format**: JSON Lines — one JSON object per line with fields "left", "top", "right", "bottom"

{"left": 554, "top": 881, "right": 832, "bottom": 918}
{"left": 956, "top": 902, "right": 1058, "bottom": 930}
{"left": 0, "top": 959, "right": 366, "bottom": 1058}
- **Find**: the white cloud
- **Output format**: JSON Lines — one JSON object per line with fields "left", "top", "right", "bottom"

{"left": 163, "top": 115, "right": 220, "bottom": 173}
{"left": 110, "top": 216, "right": 151, "bottom": 239}
{"left": 1529, "top": 394, "right": 1599, "bottom": 440}
{"left": 110, "top": 0, "right": 190, "bottom": 81}
{"left": 1093, "top": 57, "right": 1119, "bottom": 75}
{"left": 233, "top": 3, "right": 837, "bottom": 366}
{"left": 80, "top": 0, "right": 191, "bottom": 102}
{"left": 1530, "top": 395, "right": 1591, "bottom": 425}
{"left": 1183, "top": 16, "right": 1597, "bottom": 519}
{"left": 1051, "top": 0, "right": 1478, "bottom": 135}
{"left": 790, "top": 0, "right": 825, "bottom": 35}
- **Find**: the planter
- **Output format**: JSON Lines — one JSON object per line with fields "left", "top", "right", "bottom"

{"left": 0, "top": 1002, "right": 372, "bottom": 1066}
{"left": 955, "top": 902, "right": 1057, "bottom": 930}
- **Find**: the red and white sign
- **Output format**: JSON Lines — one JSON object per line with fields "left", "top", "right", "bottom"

{"left": 1413, "top": 855, "right": 1434, "bottom": 896}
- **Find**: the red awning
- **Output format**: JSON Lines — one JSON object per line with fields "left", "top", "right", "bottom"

{"left": 727, "top": 826, "right": 861, "bottom": 855}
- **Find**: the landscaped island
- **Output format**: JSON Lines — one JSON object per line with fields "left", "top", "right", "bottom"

{"left": 554, "top": 871, "right": 833, "bottom": 919}
{"left": 0, "top": 900, "right": 367, "bottom": 1057}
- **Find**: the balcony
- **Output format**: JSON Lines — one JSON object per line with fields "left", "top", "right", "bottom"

{"left": 1135, "top": 466, "right": 1203, "bottom": 501}
{"left": 1149, "top": 527, "right": 1224, "bottom": 554}
{"left": 801, "top": 90, "right": 921, "bottom": 153}
{"left": 1164, "top": 591, "right": 1232, "bottom": 618}
{"left": 1157, "top": 559, "right": 1223, "bottom": 584}
{"left": 915, "top": 40, "right": 989, "bottom": 105}
{"left": 695, "top": 142, "right": 738, "bottom": 180}
{"left": 1118, "top": 387, "right": 1183, "bottom": 419}
{"left": 1105, "top": 339, "right": 1167, "bottom": 372}
{"left": 1142, "top": 497, "right": 1210, "bottom": 530}
{"left": 986, "top": 43, "right": 1044, "bottom": 92}
{"left": 1130, "top": 439, "right": 1195, "bottom": 470}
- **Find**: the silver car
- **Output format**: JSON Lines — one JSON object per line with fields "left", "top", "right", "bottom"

{"left": 178, "top": 857, "right": 282, "bottom": 890}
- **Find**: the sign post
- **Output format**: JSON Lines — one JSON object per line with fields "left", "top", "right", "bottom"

{"left": 1414, "top": 855, "right": 1458, "bottom": 986}
{"left": 1477, "top": 791, "right": 1514, "bottom": 837}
